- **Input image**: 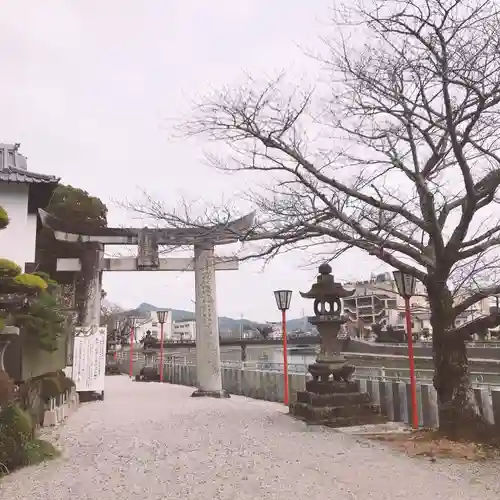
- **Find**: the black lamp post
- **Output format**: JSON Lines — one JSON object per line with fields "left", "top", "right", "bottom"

{"left": 273, "top": 289, "right": 292, "bottom": 405}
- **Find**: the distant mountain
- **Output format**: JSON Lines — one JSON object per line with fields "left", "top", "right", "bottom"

{"left": 125, "top": 302, "right": 313, "bottom": 333}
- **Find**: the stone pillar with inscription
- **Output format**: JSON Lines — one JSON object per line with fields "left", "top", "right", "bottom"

{"left": 289, "top": 263, "right": 385, "bottom": 427}
{"left": 191, "top": 242, "right": 228, "bottom": 398}
{"left": 80, "top": 243, "right": 103, "bottom": 328}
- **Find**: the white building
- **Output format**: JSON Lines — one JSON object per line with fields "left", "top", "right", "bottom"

{"left": 172, "top": 319, "right": 196, "bottom": 342}
{"left": 0, "top": 143, "right": 59, "bottom": 270}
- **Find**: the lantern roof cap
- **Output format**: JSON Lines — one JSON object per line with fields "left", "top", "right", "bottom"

{"left": 300, "top": 263, "right": 355, "bottom": 299}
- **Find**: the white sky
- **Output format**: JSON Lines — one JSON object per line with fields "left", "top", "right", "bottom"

{"left": 0, "top": 0, "right": 389, "bottom": 321}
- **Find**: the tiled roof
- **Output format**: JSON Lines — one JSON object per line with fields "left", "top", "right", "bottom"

{"left": 0, "top": 166, "right": 59, "bottom": 184}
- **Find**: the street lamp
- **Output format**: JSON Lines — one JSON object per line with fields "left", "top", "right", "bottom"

{"left": 393, "top": 270, "right": 418, "bottom": 429}
{"left": 274, "top": 289, "right": 293, "bottom": 405}
{"left": 129, "top": 317, "right": 138, "bottom": 379}
{"left": 157, "top": 310, "right": 168, "bottom": 382}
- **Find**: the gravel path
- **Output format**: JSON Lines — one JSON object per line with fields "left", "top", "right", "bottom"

{"left": 1, "top": 376, "right": 499, "bottom": 500}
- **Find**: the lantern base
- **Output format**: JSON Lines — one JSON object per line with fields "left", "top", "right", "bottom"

{"left": 308, "top": 360, "right": 355, "bottom": 383}
{"left": 135, "top": 366, "right": 160, "bottom": 382}
{"left": 191, "top": 389, "right": 230, "bottom": 399}
{"left": 289, "top": 374, "right": 386, "bottom": 428}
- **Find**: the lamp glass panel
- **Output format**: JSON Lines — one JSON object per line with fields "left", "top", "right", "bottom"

{"left": 274, "top": 290, "right": 292, "bottom": 311}
{"left": 393, "top": 270, "right": 404, "bottom": 296}
{"left": 157, "top": 310, "right": 167, "bottom": 323}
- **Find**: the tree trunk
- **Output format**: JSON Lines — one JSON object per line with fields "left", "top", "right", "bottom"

{"left": 428, "top": 284, "right": 490, "bottom": 439}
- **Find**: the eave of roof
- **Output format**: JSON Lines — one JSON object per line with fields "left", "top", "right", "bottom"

{"left": 0, "top": 166, "right": 60, "bottom": 184}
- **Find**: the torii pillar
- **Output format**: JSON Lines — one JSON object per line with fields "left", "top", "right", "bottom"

{"left": 192, "top": 242, "right": 226, "bottom": 398}
{"left": 80, "top": 243, "right": 104, "bottom": 329}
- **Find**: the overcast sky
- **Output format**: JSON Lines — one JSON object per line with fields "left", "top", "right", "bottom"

{"left": 0, "top": 0, "right": 389, "bottom": 322}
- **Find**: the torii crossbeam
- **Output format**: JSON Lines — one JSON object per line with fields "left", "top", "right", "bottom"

{"left": 38, "top": 209, "right": 255, "bottom": 398}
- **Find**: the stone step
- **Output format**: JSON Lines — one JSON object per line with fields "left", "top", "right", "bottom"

{"left": 289, "top": 404, "right": 387, "bottom": 428}
{"left": 305, "top": 380, "right": 358, "bottom": 394}
{"left": 296, "top": 391, "right": 370, "bottom": 407}
{"left": 289, "top": 402, "right": 381, "bottom": 423}
{"left": 324, "top": 414, "right": 387, "bottom": 428}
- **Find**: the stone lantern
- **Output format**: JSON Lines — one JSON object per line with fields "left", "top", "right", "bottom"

{"left": 300, "top": 263, "right": 355, "bottom": 382}
{"left": 289, "top": 263, "right": 385, "bottom": 427}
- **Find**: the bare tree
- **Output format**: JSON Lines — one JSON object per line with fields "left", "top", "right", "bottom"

{"left": 128, "top": 0, "right": 500, "bottom": 437}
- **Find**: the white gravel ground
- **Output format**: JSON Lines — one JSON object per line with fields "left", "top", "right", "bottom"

{"left": 1, "top": 376, "right": 499, "bottom": 500}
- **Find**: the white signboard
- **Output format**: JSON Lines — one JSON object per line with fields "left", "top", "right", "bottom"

{"left": 70, "top": 325, "right": 107, "bottom": 393}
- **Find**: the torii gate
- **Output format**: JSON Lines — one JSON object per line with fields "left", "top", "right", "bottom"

{"left": 38, "top": 209, "right": 254, "bottom": 398}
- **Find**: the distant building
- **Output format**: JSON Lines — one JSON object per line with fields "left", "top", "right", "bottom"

{"left": 172, "top": 319, "right": 196, "bottom": 342}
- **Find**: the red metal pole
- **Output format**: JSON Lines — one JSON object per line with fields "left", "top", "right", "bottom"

{"left": 405, "top": 297, "right": 418, "bottom": 429}
{"left": 129, "top": 324, "right": 134, "bottom": 378}
{"left": 282, "top": 309, "right": 289, "bottom": 406}
{"left": 159, "top": 322, "right": 165, "bottom": 382}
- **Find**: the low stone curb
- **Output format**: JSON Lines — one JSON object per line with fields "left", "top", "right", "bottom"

{"left": 42, "top": 387, "right": 80, "bottom": 427}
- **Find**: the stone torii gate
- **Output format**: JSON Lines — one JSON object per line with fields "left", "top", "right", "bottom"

{"left": 38, "top": 209, "right": 254, "bottom": 398}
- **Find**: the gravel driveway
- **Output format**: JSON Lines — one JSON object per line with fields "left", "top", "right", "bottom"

{"left": 1, "top": 376, "right": 498, "bottom": 500}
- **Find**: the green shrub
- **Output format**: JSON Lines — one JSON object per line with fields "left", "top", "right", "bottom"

{"left": 14, "top": 293, "right": 65, "bottom": 352}
{"left": 13, "top": 273, "right": 48, "bottom": 291}
{"left": 33, "top": 271, "right": 50, "bottom": 283}
{"left": 0, "top": 206, "right": 8, "bottom": 230}
{"left": 22, "top": 438, "right": 59, "bottom": 466}
{"left": 0, "top": 404, "right": 33, "bottom": 470}
{"left": 33, "top": 272, "right": 58, "bottom": 293}
{"left": 0, "top": 259, "right": 21, "bottom": 279}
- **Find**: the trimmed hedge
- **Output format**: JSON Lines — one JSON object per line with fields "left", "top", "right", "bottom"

{"left": 40, "top": 371, "right": 75, "bottom": 403}
{"left": 0, "top": 258, "right": 21, "bottom": 278}
{"left": 13, "top": 273, "right": 48, "bottom": 290}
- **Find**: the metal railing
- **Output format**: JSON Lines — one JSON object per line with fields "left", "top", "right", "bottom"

{"left": 116, "top": 351, "right": 500, "bottom": 387}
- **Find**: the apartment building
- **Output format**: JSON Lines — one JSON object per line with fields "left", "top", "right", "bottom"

{"left": 342, "top": 272, "right": 492, "bottom": 333}
{"left": 342, "top": 272, "right": 427, "bottom": 327}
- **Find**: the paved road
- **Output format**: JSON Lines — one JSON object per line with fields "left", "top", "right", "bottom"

{"left": 1, "top": 376, "right": 499, "bottom": 499}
